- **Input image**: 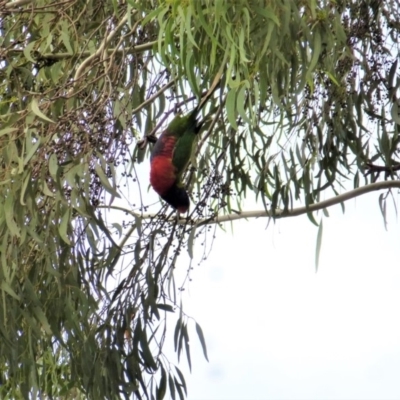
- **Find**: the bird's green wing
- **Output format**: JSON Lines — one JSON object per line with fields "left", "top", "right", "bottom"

{"left": 172, "top": 128, "right": 198, "bottom": 181}
{"left": 169, "top": 111, "right": 199, "bottom": 181}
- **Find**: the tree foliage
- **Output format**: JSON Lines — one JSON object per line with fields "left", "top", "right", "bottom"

{"left": 0, "top": 0, "right": 400, "bottom": 398}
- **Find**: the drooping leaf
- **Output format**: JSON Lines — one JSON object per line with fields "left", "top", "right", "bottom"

{"left": 31, "top": 98, "right": 55, "bottom": 123}
{"left": 195, "top": 322, "right": 209, "bottom": 362}
{"left": 315, "top": 218, "right": 324, "bottom": 273}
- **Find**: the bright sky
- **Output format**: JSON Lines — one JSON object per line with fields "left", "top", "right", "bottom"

{"left": 126, "top": 121, "right": 400, "bottom": 399}
{"left": 169, "top": 191, "right": 400, "bottom": 400}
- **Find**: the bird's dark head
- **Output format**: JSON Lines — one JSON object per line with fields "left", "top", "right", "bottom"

{"left": 161, "top": 184, "right": 190, "bottom": 213}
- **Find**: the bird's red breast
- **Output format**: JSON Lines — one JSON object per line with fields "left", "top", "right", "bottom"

{"left": 150, "top": 134, "right": 177, "bottom": 196}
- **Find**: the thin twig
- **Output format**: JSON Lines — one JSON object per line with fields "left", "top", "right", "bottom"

{"left": 68, "top": 10, "right": 137, "bottom": 95}
{"left": 4, "top": 0, "right": 35, "bottom": 9}
{"left": 365, "top": 162, "right": 400, "bottom": 173}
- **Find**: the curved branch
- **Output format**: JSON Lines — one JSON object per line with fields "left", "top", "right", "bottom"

{"left": 68, "top": 10, "right": 136, "bottom": 94}
{"left": 103, "top": 181, "right": 400, "bottom": 226}
{"left": 196, "top": 180, "right": 400, "bottom": 226}
{"left": 365, "top": 162, "right": 400, "bottom": 174}
{"left": 133, "top": 78, "right": 176, "bottom": 116}
{"left": 4, "top": 0, "right": 35, "bottom": 9}
{"left": 7, "top": 41, "right": 157, "bottom": 60}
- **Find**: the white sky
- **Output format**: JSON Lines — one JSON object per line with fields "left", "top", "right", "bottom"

{"left": 125, "top": 121, "right": 400, "bottom": 399}
{"left": 167, "top": 191, "right": 400, "bottom": 400}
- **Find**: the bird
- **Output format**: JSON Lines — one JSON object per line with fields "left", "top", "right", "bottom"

{"left": 149, "top": 106, "right": 204, "bottom": 213}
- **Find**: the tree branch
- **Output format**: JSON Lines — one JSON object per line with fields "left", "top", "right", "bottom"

{"left": 365, "top": 162, "right": 400, "bottom": 173}
{"left": 102, "top": 180, "right": 400, "bottom": 226}
{"left": 4, "top": 0, "right": 35, "bottom": 9}
{"left": 68, "top": 10, "right": 137, "bottom": 94}
{"left": 196, "top": 180, "right": 400, "bottom": 226}
{"left": 6, "top": 41, "right": 157, "bottom": 60}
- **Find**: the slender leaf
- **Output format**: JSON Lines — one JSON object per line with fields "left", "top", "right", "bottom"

{"left": 315, "top": 218, "right": 323, "bottom": 272}
{"left": 195, "top": 322, "right": 209, "bottom": 361}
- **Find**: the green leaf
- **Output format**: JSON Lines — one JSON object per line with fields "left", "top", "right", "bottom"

{"left": 58, "top": 208, "right": 71, "bottom": 245}
{"left": 379, "top": 193, "right": 388, "bottom": 231}
{"left": 226, "top": 44, "right": 237, "bottom": 88}
{"left": 237, "top": 83, "right": 251, "bottom": 125}
{"left": 254, "top": 6, "right": 280, "bottom": 25}
{"left": 0, "top": 281, "right": 21, "bottom": 301}
{"left": 174, "top": 377, "right": 185, "bottom": 400}
{"left": 23, "top": 41, "right": 37, "bottom": 63}
{"left": 238, "top": 27, "right": 249, "bottom": 62}
{"left": 315, "top": 218, "right": 323, "bottom": 272}
{"left": 31, "top": 98, "right": 55, "bottom": 123}
{"left": 226, "top": 88, "right": 238, "bottom": 130}
{"left": 111, "top": 222, "right": 123, "bottom": 237}
{"left": 60, "top": 22, "right": 74, "bottom": 54}
{"left": 187, "top": 225, "right": 196, "bottom": 259}
{"left": 48, "top": 153, "right": 59, "bottom": 179}
{"left": 177, "top": 321, "right": 185, "bottom": 362}
{"left": 94, "top": 162, "right": 121, "bottom": 199}
{"left": 182, "top": 324, "right": 191, "bottom": 371}
{"left": 156, "top": 303, "right": 174, "bottom": 312}
{"left": 195, "top": 322, "right": 209, "bottom": 361}
{"left": 0, "top": 127, "right": 17, "bottom": 136}
{"left": 5, "top": 193, "right": 20, "bottom": 237}
{"left": 306, "top": 30, "right": 321, "bottom": 79}
{"left": 23, "top": 136, "right": 40, "bottom": 166}
{"left": 157, "top": 365, "right": 167, "bottom": 400}
{"left": 32, "top": 306, "right": 53, "bottom": 335}
{"left": 388, "top": 59, "right": 398, "bottom": 88}
{"left": 139, "top": 329, "right": 157, "bottom": 371}
{"left": 184, "top": 5, "right": 199, "bottom": 50}
{"left": 174, "top": 366, "right": 187, "bottom": 396}
{"left": 20, "top": 170, "right": 32, "bottom": 206}
{"left": 390, "top": 102, "right": 400, "bottom": 125}
{"left": 168, "top": 374, "right": 176, "bottom": 400}
{"left": 174, "top": 317, "right": 182, "bottom": 353}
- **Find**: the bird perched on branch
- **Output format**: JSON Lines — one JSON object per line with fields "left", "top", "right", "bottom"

{"left": 149, "top": 105, "right": 205, "bottom": 213}
{"left": 149, "top": 74, "right": 222, "bottom": 213}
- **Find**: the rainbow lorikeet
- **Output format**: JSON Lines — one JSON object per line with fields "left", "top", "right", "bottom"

{"left": 150, "top": 106, "right": 204, "bottom": 213}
